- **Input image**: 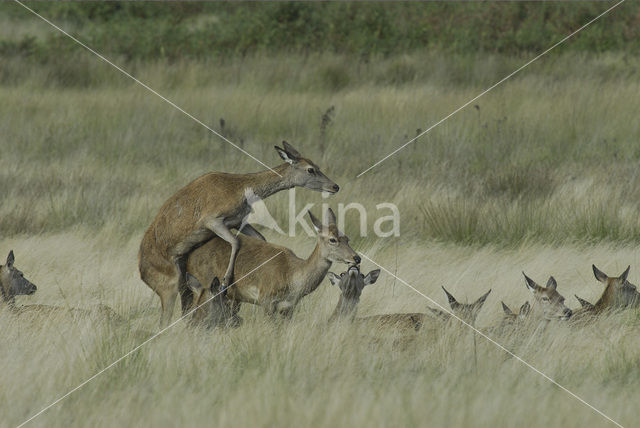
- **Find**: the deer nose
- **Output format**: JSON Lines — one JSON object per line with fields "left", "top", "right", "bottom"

{"left": 332, "top": 184, "right": 339, "bottom": 192}
{"left": 353, "top": 255, "right": 361, "bottom": 264}
{"left": 564, "top": 308, "right": 572, "bottom": 318}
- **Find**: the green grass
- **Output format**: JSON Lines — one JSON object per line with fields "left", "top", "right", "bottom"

{"left": 2, "top": 53, "right": 640, "bottom": 247}
{"left": 2, "top": 40, "right": 640, "bottom": 428}
{"left": 2, "top": 233, "right": 640, "bottom": 427}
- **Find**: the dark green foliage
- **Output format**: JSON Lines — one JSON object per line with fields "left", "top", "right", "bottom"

{"left": 2, "top": 2, "right": 638, "bottom": 64}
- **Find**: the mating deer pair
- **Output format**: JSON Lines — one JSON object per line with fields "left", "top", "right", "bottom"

{"left": 139, "top": 142, "right": 341, "bottom": 326}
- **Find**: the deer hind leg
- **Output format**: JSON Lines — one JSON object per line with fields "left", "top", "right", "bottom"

{"left": 140, "top": 258, "right": 180, "bottom": 328}
{"left": 174, "top": 256, "right": 194, "bottom": 316}
{"left": 159, "top": 287, "right": 178, "bottom": 328}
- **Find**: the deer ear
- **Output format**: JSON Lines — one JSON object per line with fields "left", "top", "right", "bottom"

{"left": 592, "top": 264, "right": 608, "bottom": 284}
{"left": 363, "top": 269, "right": 381, "bottom": 286}
{"left": 274, "top": 145, "right": 297, "bottom": 164}
{"left": 501, "top": 301, "right": 514, "bottom": 315}
{"left": 475, "top": 289, "right": 491, "bottom": 307}
{"left": 441, "top": 286, "right": 457, "bottom": 306}
{"left": 546, "top": 276, "right": 557, "bottom": 290}
{"left": 6, "top": 250, "right": 14, "bottom": 267}
{"left": 325, "top": 208, "right": 337, "bottom": 226}
{"left": 520, "top": 301, "right": 531, "bottom": 316}
{"left": 327, "top": 272, "right": 341, "bottom": 286}
{"left": 575, "top": 295, "right": 592, "bottom": 308}
{"left": 619, "top": 265, "right": 631, "bottom": 283}
{"left": 308, "top": 210, "right": 323, "bottom": 233}
{"left": 523, "top": 272, "right": 538, "bottom": 293}
{"left": 281, "top": 141, "right": 302, "bottom": 159}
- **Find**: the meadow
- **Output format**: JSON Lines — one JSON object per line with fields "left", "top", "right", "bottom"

{"left": 2, "top": 33, "right": 640, "bottom": 428}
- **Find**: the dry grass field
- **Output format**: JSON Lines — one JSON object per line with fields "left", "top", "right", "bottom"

{"left": 2, "top": 46, "right": 640, "bottom": 427}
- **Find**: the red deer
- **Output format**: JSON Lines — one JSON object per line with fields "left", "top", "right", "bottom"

{"left": 590, "top": 265, "right": 639, "bottom": 312}
{"left": 186, "top": 209, "right": 360, "bottom": 324}
{"left": 139, "top": 142, "right": 339, "bottom": 326}
{"left": 355, "top": 287, "right": 492, "bottom": 331}
{"left": 522, "top": 273, "right": 572, "bottom": 320}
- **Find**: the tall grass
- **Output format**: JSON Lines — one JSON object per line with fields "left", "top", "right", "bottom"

{"left": 2, "top": 233, "right": 639, "bottom": 427}
{"left": 2, "top": 53, "right": 640, "bottom": 247}
{"left": 2, "top": 5, "right": 639, "bottom": 427}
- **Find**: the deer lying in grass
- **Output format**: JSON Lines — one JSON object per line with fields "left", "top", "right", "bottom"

{"left": 500, "top": 301, "right": 531, "bottom": 326}
{"left": 590, "top": 265, "right": 639, "bottom": 312}
{"left": 1, "top": 251, "right": 122, "bottom": 322}
{"left": 186, "top": 208, "right": 360, "bottom": 325}
{"left": 1, "top": 250, "right": 37, "bottom": 305}
{"left": 569, "top": 265, "right": 639, "bottom": 321}
{"left": 480, "top": 300, "right": 532, "bottom": 337}
{"left": 139, "top": 141, "right": 339, "bottom": 326}
{"left": 522, "top": 273, "right": 572, "bottom": 320}
{"left": 326, "top": 265, "right": 380, "bottom": 322}
{"left": 353, "top": 286, "right": 492, "bottom": 331}
{"left": 327, "top": 271, "right": 491, "bottom": 356}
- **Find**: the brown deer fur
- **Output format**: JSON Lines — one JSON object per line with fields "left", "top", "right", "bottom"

{"left": 139, "top": 142, "right": 339, "bottom": 326}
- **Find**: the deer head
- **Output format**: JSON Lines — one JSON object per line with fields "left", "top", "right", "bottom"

{"left": 501, "top": 301, "right": 531, "bottom": 323}
{"left": 274, "top": 141, "right": 339, "bottom": 193}
{"left": 592, "top": 265, "right": 639, "bottom": 310}
{"left": 308, "top": 208, "right": 360, "bottom": 266}
{"left": 0, "top": 250, "right": 37, "bottom": 304}
{"left": 327, "top": 265, "right": 380, "bottom": 321}
{"left": 523, "top": 273, "right": 572, "bottom": 320}
{"left": 441, "top": 286, "right": 492, "bottom": 325}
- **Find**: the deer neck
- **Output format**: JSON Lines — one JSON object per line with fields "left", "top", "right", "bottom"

{"left": 0, "top": 282, "right": 14, "bottom": 307}
{"left": 329, "top": 295, "right": 359, "bottom": 322}
{"left": 594, "top": 284, "right": 615, "bottom": 311}
{"left": 296, "top": 242, "right": 332, "bottom": 297}
{"left": 246, "top": 164, "right": 293, "bottom": 200}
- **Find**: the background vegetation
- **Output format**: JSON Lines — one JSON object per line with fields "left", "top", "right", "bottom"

{"left": 2, "top": 1, "right": 640, "bottom": 61}
{"left": 2, "top": 2, "right": 640, "bottom": 428}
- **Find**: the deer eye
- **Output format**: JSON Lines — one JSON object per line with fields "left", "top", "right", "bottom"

{"left": 340, "top": 272, "right": 345, "bottom": 277}
{"left": 329, "top": 238, "right": 338, "bottom": 244}
{"left": 542, "top": 296, "right": 549, "bottom": 301}
{"left": 306, "top": 167, "right": 316, "bottom": 175}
